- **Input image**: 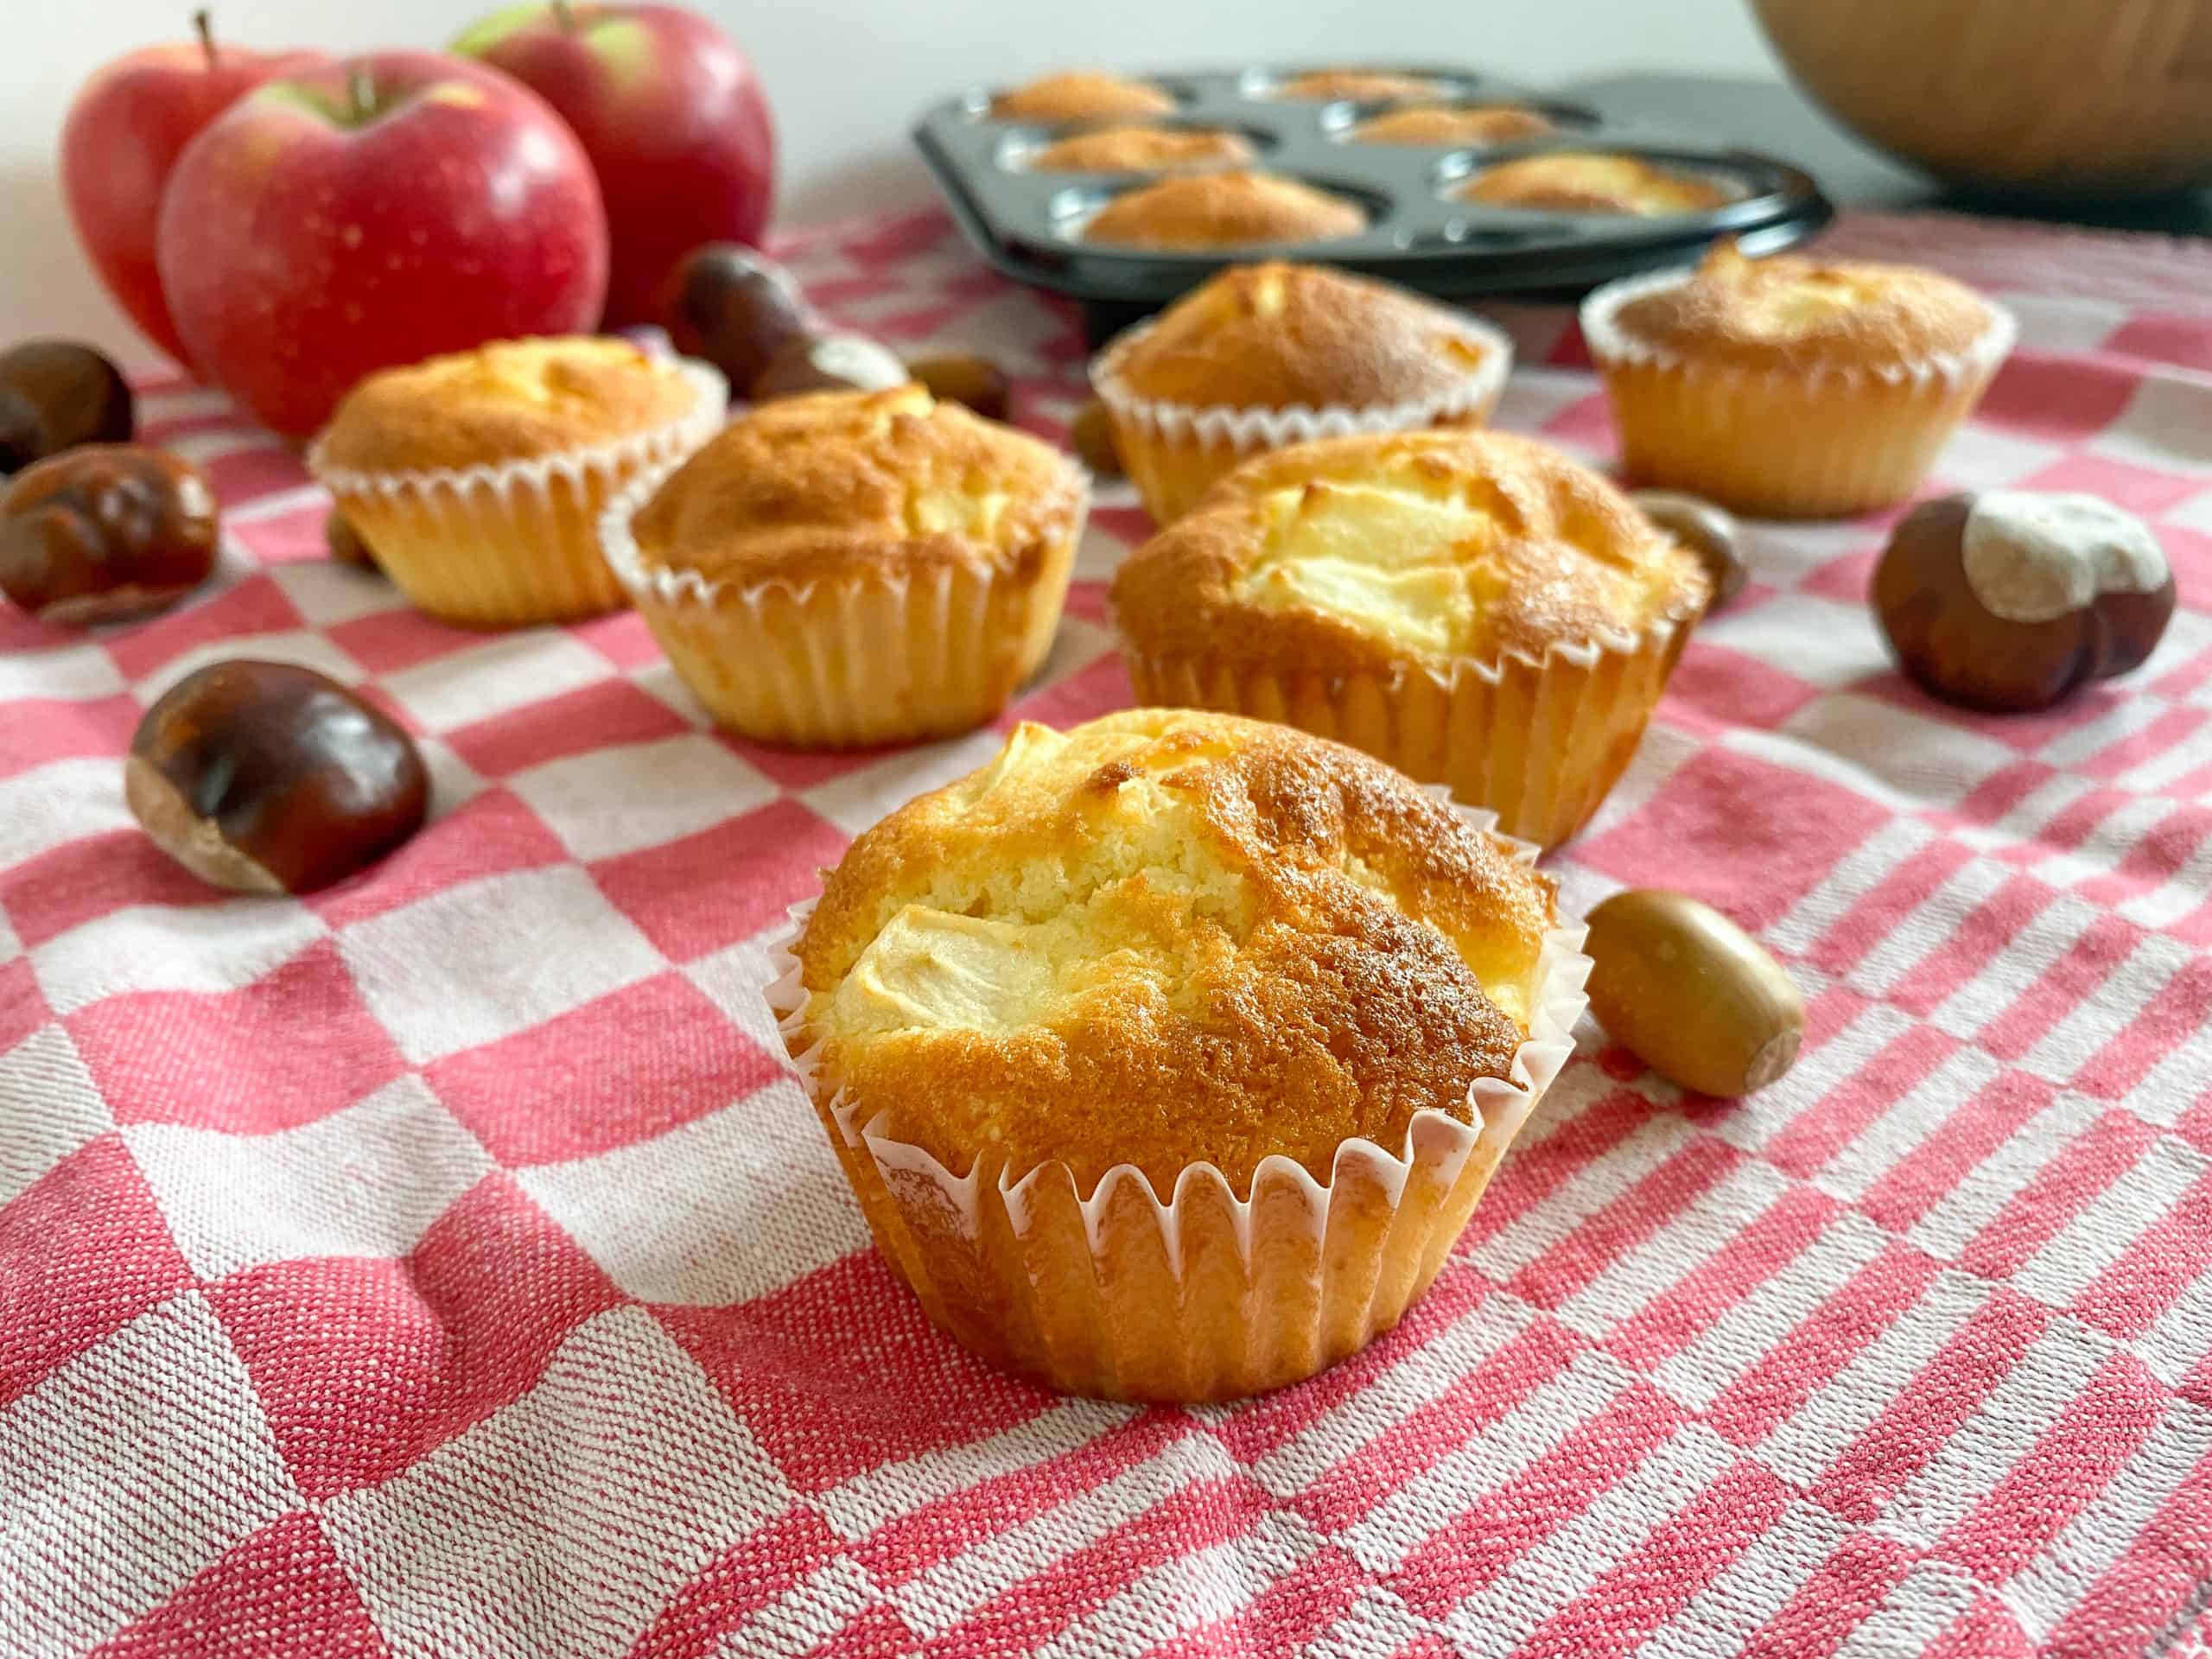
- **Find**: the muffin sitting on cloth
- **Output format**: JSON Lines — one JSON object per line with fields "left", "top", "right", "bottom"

{"left": 1580, "top": 240, "right": 2015, "bottom": 518}
{"left": 308, "top": 337, "right": 725, "bottom": 628}
{"left": 600, "top": 384, "right": 1086, "bottom": 747}
{"left": 1091, "top": 261, "right": 1513, "bottom": 524}
{"left": 1113, "top": 428, "right": 1712, "bottom": 849}
{"left": 767, "top": 708, "right": 1590, "bottom": 1401}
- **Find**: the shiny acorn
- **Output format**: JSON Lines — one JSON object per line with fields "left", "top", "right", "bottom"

{"left": 1584, "top": 887, "right": 1804, "bottom": 1097}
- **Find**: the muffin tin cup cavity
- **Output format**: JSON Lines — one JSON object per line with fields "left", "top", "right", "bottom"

{"left": 915, "top": 67, "right": 1829, "bottom": 332}
{"left": 1580, "top": 270, "right": 2018, "bottom": 518}
{"left": 1124, "top": 608, "right": 1698, "bottom": 852}
{"left": 1090, "top": 310, "right": 1515, "bottom": 523}
{"left": 598, "top": 460, "right": 1089, "bottom": 747}
{"left": 1325, "top": 100, "right": 1602, "bottom": 147}
{"left": 760, "top": 814, "right": 1593, "bottom": 1402}
{"left": 308, "top": 359, "right": 728, "bottom": 629}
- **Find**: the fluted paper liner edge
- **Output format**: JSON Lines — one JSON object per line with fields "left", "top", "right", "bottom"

{"left": 760, "top": 798, "right": 1592, "bottom": 1400}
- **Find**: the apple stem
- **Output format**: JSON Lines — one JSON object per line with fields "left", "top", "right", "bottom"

{"left": 550, "top": 0, "right": 577, "bottom": 29}
{"left": 349, "top": 66, "right": 376, "bottom": 122}
{"left": 194, "top": 9, "right": 217, "bottom": 67}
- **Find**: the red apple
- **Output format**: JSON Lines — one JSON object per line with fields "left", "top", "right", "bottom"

{"left": 60, "top": 13, "right": 325, "bottom": 367}
{"left": 157, "top": 52, "right": 608, "bottom": 439}
{"left": 453, "top": 3, "right": 775, "bottom": 328}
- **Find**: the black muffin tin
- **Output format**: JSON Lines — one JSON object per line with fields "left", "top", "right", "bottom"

{"left": 913, "top": 64, "right": 1831, "bottom": 344}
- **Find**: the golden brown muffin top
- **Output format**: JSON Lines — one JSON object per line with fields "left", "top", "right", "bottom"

{"left": 1272, "top": 70, "right": 1446, "bottom": 102}
{"left": 1114, "top": 428, "right": 1712, "bottom": 675}
{"left": 797, "top": 708, "right": 1556, "bottom": 1191}
{"left": 1025, "top": 125, "right": 1256, "bottom": 174}
{"left": 316, "top": 338, "right": 704, "bottom": 474}
{"left": 1098, "top": 262, "right": 1498, "bottom": 411}
{"left": 630, "top": 384, "right": 1084, "bottom": 587}
{"left": 1083, "top": 171, "right": 1368, "bottom": 250}
{"left": 990, "top": 71, "right": 1175, "bottom": 122}
{"left": 1348, "top": 105, "right": 1555, "bottom": 147}
{"left": 1603, "top": 241, "right": 2002, "bottom": 373}
{"left": 1456, "top": 151, "right": 1732, "bottom": 215}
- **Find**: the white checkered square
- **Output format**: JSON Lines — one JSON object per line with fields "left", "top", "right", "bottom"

{"left": 512, "top": 734, "right": 778, "bottom": 862}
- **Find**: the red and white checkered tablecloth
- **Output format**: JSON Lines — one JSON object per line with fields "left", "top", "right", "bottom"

{"left": 4, "top": 207, "right": 2212, "bottom": 1659}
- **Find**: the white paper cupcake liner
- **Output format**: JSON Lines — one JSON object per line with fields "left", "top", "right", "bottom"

{"left": 1122, "top": 606, "right": 1698, "bottom": 852}
{"left": 1578, "top": 269, "right": 2015, "bottom": 517}
{"left": 599, "top": 459, "right": 1088, "bottom": 747}
{"left": 308, "top": 359, "right": 728, "bottom": 627}
{"left": 1090, "top": 309, "right": 1516, "bottom": 522}
{"left": 763, "top": 798, "right": 1592, "bottom": 1402}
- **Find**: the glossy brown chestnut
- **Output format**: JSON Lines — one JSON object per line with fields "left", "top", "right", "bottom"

{"left": 0, "top": 444, "right": 218, "bottom": 626}
{"left": 127, "top": 660, "right": 429, "bottom": 894}
{"left": 325, "top": 507, "right": 378, "bottom": 570}
{"left": 664, "top": 244, "right": 811, "bottom": 393}
{"left": 0, "top": 340, "right": 134, "bottom": 474}
{"left": 748, "top": 332, "right": 912, "bottom": 403}
{"left": 1630, "top": 488, "right": 1745, "bottom": 609}
{"left": 1069, "top": 397, "right": 1123, "bottom": 477}
{"left": 1873, "top": 491, "right": 2176, "bottom": 714}
{"left": 906, "top": 353, "right": 1011, "bottom": 423}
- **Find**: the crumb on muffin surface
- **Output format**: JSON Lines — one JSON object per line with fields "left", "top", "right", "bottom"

{"left": 315, "top": 337, "right": 704, "bottom": 474}
{"left": 797, "top": 709, "right": 1556, "bottom": 1191}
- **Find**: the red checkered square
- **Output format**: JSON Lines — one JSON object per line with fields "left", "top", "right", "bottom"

{"left": 0, "top": 1135, "right": 194, "bottom": 1408}
{"left": 429, "top": 969, "right": 779, "bottom": 1165}
{"left": 90, "top": 1511, "right": 389, "bottom": 1659}
{"left": 591, "top": 798, "right": 847, "bottom": 964}
{"left": 210, "top": 1173, "right": 620, "bottom": 1498}
{"left": 309, "top": 787, "right": 569, "bottom": 930}
{"left": 69, "top": 938, "right": 408, "bottom": 1130}
{"left": 661, "top": 1249, "right": 1054, "bottom": 1493}
{"left": 443, "top": 677, "right": 695, "bottom": 780}
{"left": 103, "top": 574, "right": 309, "bottom": 685}
{"left": 0, "top": 692, "right": 141, "bottom": 781}
{"left": 1575, "top": 746, "right": 1892, "bottom": 932}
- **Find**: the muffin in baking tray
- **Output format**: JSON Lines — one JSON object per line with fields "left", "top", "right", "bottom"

{"left": 1454, "top": 150, "right": 1734, "bottom": 214}
{"left": 988, "top": 70, "right": 1175, "bottom": 123}
{"left": 1269, "top": 68, "right": 1447, "bottom": 102}
{"left": 1347, "top": 105, "right": 1557, "bottom": 147}
{"left": 766, "top": 707, "right": 1590, "bottom": 1401}
{"left": 1080, "top": 169, "right": 1369, "bottom": 250}
{"left": 599, "top": 384, "right": 1085, "bottom": 746}
{"left": 1022, "top": 124, "right": 1255, "bottom": 174}
{"left": 1582, "top": 239, "right": 2015, "bottom": 517}
{"left": 1090, "top": 260, "right": 1513, "bottom": 524}
{"left": 308, "top": 337, "right": 724, "bottom": 627}
{"left": 1112, "top": 428, "right": 1713, "bottom": 849}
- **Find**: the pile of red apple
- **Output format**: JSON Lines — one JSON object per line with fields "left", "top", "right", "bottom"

{"left": 61, "top": 5, "right": 776, "bottom": 439}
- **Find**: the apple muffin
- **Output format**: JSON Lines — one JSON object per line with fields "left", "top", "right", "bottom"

{"left": 1112, "top": 428, "right": 1713, "bottom": 848}
{"left": 989, "top": 71, "right": 1175, "bottom": 123}
{"left": 309, "top": 337, "right": 725, "bottom": 627}
{"left": 1455, "top": 151, "right": 1733, "bottom": 215}
{"left": 600, "top": 383, "right": 1085, "bottom": 746}
{"left": 1081, "top": 170, "right": 1368, "bottom": 250}
{"left": 1270, "top": 68, "right": 1446, "bottom": 102}
{"left": 1024, "top": 125, "right": 1255, "bottom": 174}
{"left": 1348, "top": 105, "right": 1556, "bottom": 146}
{"left": 768, "top": 707, "right": 1588, "bottom": 1399}
{"left": 1581, "top": 240, "right": 2015, "bottom": 516}
{"left": 1090, "top": 260, "right": 1512, "bottom": 523}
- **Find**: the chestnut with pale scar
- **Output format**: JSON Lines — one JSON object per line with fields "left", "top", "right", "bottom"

{"left": 1874, "top": 490, "right": 2175, "bottom": 713}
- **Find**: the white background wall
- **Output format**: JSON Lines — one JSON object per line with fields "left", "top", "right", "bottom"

{"left": 7, "top": 0, "right": 1782, "bottom": 366}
